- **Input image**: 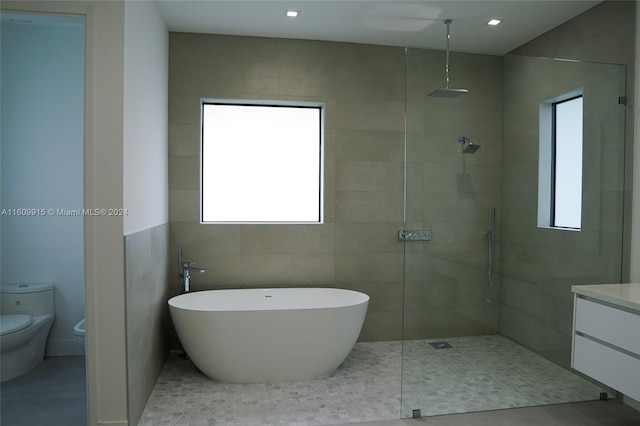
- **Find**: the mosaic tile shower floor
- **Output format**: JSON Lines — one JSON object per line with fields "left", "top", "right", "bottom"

{"left": 138, "top": 335, "right": 604, "bottom": 426}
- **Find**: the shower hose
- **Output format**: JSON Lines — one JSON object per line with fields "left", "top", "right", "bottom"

{"left": 484, "top": 229, "right": 497, "bottom": 303}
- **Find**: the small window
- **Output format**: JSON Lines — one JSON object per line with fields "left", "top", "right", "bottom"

{"left": 200, "top": 100, "right": 324, "bottom": 224}
{"left": 538, "top": 91, "right": 583, "bottom": 230}
{"left": 552, "top": 96, "right": 583, "bottom": 228}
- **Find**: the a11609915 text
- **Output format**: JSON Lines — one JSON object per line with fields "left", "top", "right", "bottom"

{"left": 1, "top": 208, "right": 129, "bottom": 217}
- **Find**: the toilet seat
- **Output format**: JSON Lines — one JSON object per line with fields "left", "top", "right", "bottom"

{"left": 0, "top": 314, "right": 34, "bottom": 336}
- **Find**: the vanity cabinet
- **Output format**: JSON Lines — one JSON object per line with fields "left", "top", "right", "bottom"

{"left": 571, "top": 284, "right": 640, "bottom": 401}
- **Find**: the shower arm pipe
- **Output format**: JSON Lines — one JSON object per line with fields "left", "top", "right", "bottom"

{"left": 444, "top": 19, "right": 452, "bottom": 89}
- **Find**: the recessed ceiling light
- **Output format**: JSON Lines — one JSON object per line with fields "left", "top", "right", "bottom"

{"left": 286, "top": 10, "right": 299, "bottom": 18}
{"left": 487, "top": 19, "right": 502, "bottom": 26}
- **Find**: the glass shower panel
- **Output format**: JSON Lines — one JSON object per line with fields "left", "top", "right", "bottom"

{"left": 499, "top": 55, "right": 627, "bottom": 367}
{"left": 401, "top": 51, "right": 626, "bottom": 418}
{"left": 401, "top": 47, "right": 503, "bottom": 418}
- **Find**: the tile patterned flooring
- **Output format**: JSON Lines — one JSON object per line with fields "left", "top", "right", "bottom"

{"left": 401, "top": 335, "right": 605, "bottom": 417}
{"left": 324, "top": 400, "right": 640, "bottom": 426}
{"left": 139, "top": 335, "right": 606, "bottom": 426}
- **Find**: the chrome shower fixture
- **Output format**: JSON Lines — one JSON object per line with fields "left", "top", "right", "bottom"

{"left": 458, "top": 136, "right": 481, "bottom": 154}
{"left": 429, "top": 19, "right": 468, "bottom": 98}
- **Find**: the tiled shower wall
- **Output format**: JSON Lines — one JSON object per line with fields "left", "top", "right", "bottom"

{"left": 501, "top": 56, "right": 626, "bottom": 368}
{"left": 499, "top": 0, "right": 635, "bottom": 368}
{"left": 168, "top": 33, "right": 504, "bottom": 342}
{"left": 404, "top": 49, "right": 503, "bottom": 339}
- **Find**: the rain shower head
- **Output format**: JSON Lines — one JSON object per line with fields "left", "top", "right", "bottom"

{"left": 429, "top": 19, "right": 468, "bottom": 98}
{"left": 429, "top": 87, "right": 468, "bottom": 98}
{"left": 458, "top": 136, "right": 481, "bottom": 154}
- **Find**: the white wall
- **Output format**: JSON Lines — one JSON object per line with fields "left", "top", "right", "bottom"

{"left": 123, "top": 0, "right": 168, "bottom": 235}
{"left": 84, "top": 2, "right": 129, "bottom": 423}
{"left": 0, "top": 13, "right": 85, "bottom": 356}
{"left": 122, "top": 1, "right": 169, "bottom": 423}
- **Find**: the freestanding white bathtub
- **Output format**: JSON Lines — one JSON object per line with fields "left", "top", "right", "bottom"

{"left": 168, "top": 287, "right": 369, "bottom": 383}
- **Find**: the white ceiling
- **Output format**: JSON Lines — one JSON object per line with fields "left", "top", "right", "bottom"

{"left": 156, "top": 0, "right": 602, "bottom": 56}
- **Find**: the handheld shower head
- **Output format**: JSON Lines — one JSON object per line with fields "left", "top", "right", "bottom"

{"left": 458, "top": 136, "right": 481, "bottom": 154}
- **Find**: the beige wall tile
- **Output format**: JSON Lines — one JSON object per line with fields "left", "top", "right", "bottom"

{"left": 170, "top": 223, "right": 242, "bottom": 255}
{"left": 336, "top": 129, "right": 405, "bottom": 162}
{"left": 335, "top": 191, "right": 404, "bottom": 222}
{"left": 168, "top": 124, "right": 200, "bottom": 157}
{"left": 241, "top": 37, "right": 338, "bottom": 67}
{"left": 240, "top": 224, "right": 335, "bottom": 254}
{"left": 335, "top": 43, "right": 405, "bottom": 72}
{"left": 335, "top": 222, "right": 404, "bottom": 253}
{"left": 336, "top": 67, "right": 405, "bottom": 101}
{"left": 168, "top": 156, "right": 199, "bottom": 190}
{"left": 335, "top": 160, "right": 404, "bottom": 192}
{"left": 168, "top": 189, "right": 199, "bottom": 222}
{"left": 336, "top": 99, "right": 405, "bottom": 132}
{"left": 236, "top": 253, "right": 336, "bottom": 286}
{"left": 359, "top": 311, "right": 403, "bottom": 341}
{"left": 242, "top": 62, "right": 336, "bottom": 97}
{"left": 334, "top": 253, "right": 404, "bottom": 284}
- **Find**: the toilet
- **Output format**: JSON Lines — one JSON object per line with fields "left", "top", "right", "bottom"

{"left": 0, "top": 283, "right": 55, "bottom": 382}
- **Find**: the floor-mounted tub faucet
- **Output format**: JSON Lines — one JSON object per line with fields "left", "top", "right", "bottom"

{"left": 178, "top": 246, "right": 205, "bottom": 293}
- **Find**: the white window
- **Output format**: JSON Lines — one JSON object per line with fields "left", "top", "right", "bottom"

{"left": 538, "top": 91, "right": 583, "bottom": 230}
{"left": 552, "top": 96, "right": 583, "bottom": 228}
{"left": 201, "top": 100, "right": 324, "bottom": 224}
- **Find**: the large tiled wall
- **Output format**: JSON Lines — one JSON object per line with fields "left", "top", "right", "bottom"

{"left": 169, "top": 34, "right": 406, "bottom": 341}
{"left": 168, "top": 33, "right": 504, "bottom": 342}
{"left": 500, "top": 0, "right": 635, "bottom": 367}
{"left": 125, "top": 223, "right": 170, "bottom": 423}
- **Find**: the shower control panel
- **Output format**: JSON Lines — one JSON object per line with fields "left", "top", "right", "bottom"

{"left": 398, "top": 229, "right": 432, "bottom": 241}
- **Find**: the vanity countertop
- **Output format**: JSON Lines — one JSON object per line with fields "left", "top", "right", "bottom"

{"left": 571, "top": 283, "right": 640, "bottom": 312}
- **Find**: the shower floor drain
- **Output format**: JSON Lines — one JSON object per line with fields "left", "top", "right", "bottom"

{"left": 429, "top": 341, "right": 453, "bottom": 349}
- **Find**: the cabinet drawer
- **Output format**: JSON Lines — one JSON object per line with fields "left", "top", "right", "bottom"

{"left": 575, "top": 297, "right": 640, "bottom": 355}
{"left": 573, "top": 335, "right": 640, "bottom": 400}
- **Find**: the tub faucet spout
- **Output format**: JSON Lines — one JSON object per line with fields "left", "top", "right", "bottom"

{"left": 180, "top": 261, "right": 205, "bottom": 293}
{"left": 185, "top": 263, "right": 205, "bottom": 274}
{"left": 178, "top": 246, "right": 205, "bottom": 293}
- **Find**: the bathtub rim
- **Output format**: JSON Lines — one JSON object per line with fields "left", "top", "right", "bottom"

{"left": 168, "top": 287, "right": 370, "bottom": 312}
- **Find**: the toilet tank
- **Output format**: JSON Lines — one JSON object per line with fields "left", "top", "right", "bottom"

{"left": 0, "top": 283, "right": 54, "bottom": 316}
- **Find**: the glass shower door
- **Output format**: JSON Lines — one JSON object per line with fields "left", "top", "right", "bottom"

{"left": 401, "top": 46, "right": 503, "bottom": 418}
{"left": 401, "top": 49, "right": 627, "bottom": 418}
